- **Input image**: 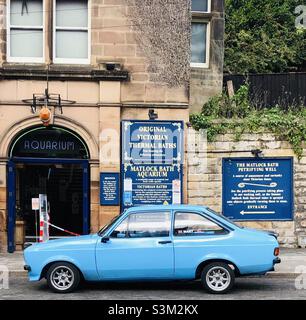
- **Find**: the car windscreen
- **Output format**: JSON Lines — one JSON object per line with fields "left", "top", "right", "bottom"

{"left": 206, "top": 208, "right": 243, "bottom": 229}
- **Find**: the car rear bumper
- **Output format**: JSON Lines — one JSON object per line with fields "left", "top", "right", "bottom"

{"left": 273, "top": 257, "right": 281, "bottom": 265}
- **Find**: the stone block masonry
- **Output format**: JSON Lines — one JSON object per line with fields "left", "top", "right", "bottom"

{"left": 187, "top": 129, "right": 306, "bottom": 247}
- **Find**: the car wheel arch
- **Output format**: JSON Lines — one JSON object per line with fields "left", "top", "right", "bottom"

{"left": 195, "top": 259, "right": 240, "bottom": 279}
{"left": 40, "top": 260, "right": 85, "bottom": 281}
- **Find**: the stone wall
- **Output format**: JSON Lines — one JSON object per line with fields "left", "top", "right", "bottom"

{"left": 187, "top": 129, "right": 306, "bottom": 247}
{"left": 0, "top": 0, "right": 5, "bottom": 63}
{"left": 190, "top": 0, "right": 225, "bottom": 113}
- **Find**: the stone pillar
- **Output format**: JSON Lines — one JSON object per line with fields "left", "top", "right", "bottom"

{"left": 0, "top": 161, "right": 7, "bottom": 252}
{"left": 0, "top": 0, "right": 6, "bottom": 65}
{"left": 98, "top": 81, "right": 121, "bottom": 228}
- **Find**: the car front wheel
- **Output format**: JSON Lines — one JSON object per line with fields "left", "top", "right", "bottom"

{"left": 46, "top": 262, "right": 80, "bottom": 293}
{"left": 201, "top": 262, "right": 235, "bottom": 294}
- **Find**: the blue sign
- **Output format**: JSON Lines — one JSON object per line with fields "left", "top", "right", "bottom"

{"left": 222, "top": 158, "right": 293, "bottom": 221}
{"left": 122, "top": 163, "right": 182, "bottom": 208}
{"left": 122, "top": 120, "right": 183, "bottom": 164}
{"left": 121, "top": 120, "right": 184, "bottom": 209}
{"left": 100, "top": 173, "right": 120, "bottom": 206}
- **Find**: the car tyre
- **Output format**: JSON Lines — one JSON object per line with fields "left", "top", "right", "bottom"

{"left": 201, "top": 262, "right": 235, "bottom": 294}
{"left": 46, "top": 262, "right": 80, "bottom": 293}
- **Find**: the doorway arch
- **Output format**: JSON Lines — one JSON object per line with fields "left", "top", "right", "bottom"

{"left": 7, "top": 124, "right": 92, "bottom": 252}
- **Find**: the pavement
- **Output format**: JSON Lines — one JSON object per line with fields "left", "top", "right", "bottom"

{"left": 0, "top": 247, "right": 305, "bottom": 278}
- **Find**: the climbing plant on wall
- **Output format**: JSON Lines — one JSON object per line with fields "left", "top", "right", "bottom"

{"left": 190, "top": 85, "right": 306, "bottom": 159}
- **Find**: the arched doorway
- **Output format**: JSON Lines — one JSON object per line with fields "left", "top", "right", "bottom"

{"left": 7, "top": 125, "right": 90, "bottom": 252}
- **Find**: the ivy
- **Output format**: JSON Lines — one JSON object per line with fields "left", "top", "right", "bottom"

{"left": 190, "top": 85, "right": 306, "bottom": 159}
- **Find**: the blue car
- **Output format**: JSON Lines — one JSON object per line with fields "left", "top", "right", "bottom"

{"left": 23, "top": 205, "right": 281, "bottom": 294}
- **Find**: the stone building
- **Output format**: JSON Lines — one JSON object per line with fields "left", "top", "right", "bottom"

{"left": 0, "top": 0, "right": 225, "bottom": 252}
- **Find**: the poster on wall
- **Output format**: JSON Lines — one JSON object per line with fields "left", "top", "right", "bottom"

{"left": 222, "top": 158, "right": 294, "bottom": 221}
{"left": 121, "top": 120, "right": 184, "bottom": 209}
{"left": 100, "top": 173, "right": 120, "bottom": 206}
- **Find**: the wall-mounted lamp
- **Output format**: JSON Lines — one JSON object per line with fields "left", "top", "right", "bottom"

{"left": 251, "top": 149, "right": 263, "bottom": 157}
{"left": 148, "top": 109, "right": 158, "bottom": 120}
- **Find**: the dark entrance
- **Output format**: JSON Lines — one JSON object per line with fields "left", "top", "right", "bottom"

{"left": 7, "top": 126, "right": 90, "bottom": 252}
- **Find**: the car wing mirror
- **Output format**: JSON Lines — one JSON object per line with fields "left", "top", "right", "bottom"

{"left": 101, "top": 237, "right": 110, "bottom": 243}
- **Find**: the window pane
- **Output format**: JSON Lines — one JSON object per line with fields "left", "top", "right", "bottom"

{"left": 110, "top": 218, "right": 128, "bottom": 238}
{"left": 56, "top": 0, "right": 88, "bottom": 28}
{"left": 191, "top": 23, "right": 207, "bottom": 64}
{"left": 174, "top": 212, "right": 224, "bottom": 236}
{"left": 191, "top": 0, "right": 208, "bottom": 12}
{"left": 128, "top": 212, "right": 171, "bottom": 238}
{"left": 56, "top": 30, "right": 88, "bottom": 59}
{"left": 10, "top": 0, "right": 43, "bottom": 26}
{"left": 10, "top": 29, "right": 43, "bottom": 57}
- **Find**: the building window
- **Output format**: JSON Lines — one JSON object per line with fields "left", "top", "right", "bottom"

{"left": 191, "top": 0, "right": 210, "bottom": 12}
{"left": 191, "top": 0, "right": 211, "bottom": 68}
{"left": 53, "top": 0, "right": 90, "bottom": 64}
{"left": 7, "top": 0, "right": 45, "bottom": 63}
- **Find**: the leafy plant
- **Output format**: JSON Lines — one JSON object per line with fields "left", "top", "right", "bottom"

{"left": 224, "top": 0, "right": 306, "bottom": 73}
{"left": 190, "top": 85, "right": 306, "bottom": 158}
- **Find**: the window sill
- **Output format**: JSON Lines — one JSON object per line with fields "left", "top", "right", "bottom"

{"left": 0, "top": 63, "right": 129, "bottom": 82}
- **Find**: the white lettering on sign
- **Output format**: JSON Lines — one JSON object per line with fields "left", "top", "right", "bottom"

{"left": 24, "top": 140, "right": 75, "bottom": 151}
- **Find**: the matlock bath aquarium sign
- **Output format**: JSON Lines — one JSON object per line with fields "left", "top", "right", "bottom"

{"left": 222, "top": 158, "right": 294, "bottom": 221}
{"left": 121, "top": 120, "right": 184, "bottom": 209}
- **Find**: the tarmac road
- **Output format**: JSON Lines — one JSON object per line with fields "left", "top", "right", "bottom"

{"left": 0, "top": 275, "right": 305, "bottom": 300}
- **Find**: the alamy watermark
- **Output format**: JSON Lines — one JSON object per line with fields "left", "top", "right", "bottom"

{"left": 295, "top": 265, "right": 306, "bottom": 290}
{"left": 295, "top": 5, "right": 306, "bottom": 29}
{"left": 0, "top": 265, "right": 9, "bottom": 290}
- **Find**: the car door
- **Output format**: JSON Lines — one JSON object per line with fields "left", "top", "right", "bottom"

{"left": 173, "top": 211, "right": 231, "bottom": 279}
{"left": 95, "top": 210, "right": 174, "bottom": 280}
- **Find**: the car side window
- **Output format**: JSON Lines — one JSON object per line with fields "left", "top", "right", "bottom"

{"left": 110, "top": 217, "right": 128, "bottom": 238}
{"left": 111, "top": 211, "right": 171, "bottom": 238}
{"left": 174, "top": 212, "right": 226, "bottom": 236}
{"left": 128, "top": 212, "right": 171, "bottom": 238}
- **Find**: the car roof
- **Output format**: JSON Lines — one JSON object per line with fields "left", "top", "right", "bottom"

{"left": 124, "top": 205, "right": 209, "bottom": 213}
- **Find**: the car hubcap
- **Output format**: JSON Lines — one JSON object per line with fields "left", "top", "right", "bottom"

{"left": 206, "top": 266, "right": 231, "bottom": 292}
{"left": 50, "top": 266, "right": 74, "bottom": 291}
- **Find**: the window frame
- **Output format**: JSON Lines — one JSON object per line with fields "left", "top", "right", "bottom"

{"left": 191, "top": 20, "right": 210, "bottom": 69}
{"left": 7, "top": 0, "right": 46, "bottom": 63}
{"left": 109, "top": 211, "right": 172, "bottom": 239}
{"left": 191, "top": 0, "right": 211, "bottom": 14}
{"left": 173, "top": 210, "right": 229, "bottom": 237}
{"left": 191, "top": 0, "right": 211, "bottom": 69}
{"left": 52, "top": 0, "right": 91, "bottom": 64}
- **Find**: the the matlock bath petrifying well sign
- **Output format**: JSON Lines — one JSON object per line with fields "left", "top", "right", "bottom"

{"left": 222, "top": 158, "right": 294, "bottom": 221}
{"left": 121, "top": 120, "right": 184, "bottom": 209}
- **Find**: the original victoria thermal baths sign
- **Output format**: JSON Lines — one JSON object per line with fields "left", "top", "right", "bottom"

{"left": 121, "top": 120, "right": 183, "bottom": 209}
{"left": 222, "top": 158, "right": 293, "bottom": 221}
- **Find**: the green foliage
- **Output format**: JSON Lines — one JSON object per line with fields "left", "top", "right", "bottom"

{"left": 224, "top": 0, "right": 306, "bottom": 73}
{"left": 190, "top": 85, "right": 306, "bottom": 158}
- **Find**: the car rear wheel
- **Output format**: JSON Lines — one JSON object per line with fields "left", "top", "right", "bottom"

{"left": 201, "top": 262, "right": 235, "bottom": 294}
{"left": 46, "top": 262, "right": 80, "bottom": 293}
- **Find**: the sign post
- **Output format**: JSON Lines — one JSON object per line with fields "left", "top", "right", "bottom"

{"left": 31, "top": 198, "right": 39, "bottom": 242}
{"left": 222, "top": 158, "right": 294, "bottom": 221}
{"left": 39, "top": 194, "right": 49, "bottom": 242}
{"left": 121, "top": 120, "right": 184, "bottom": 210}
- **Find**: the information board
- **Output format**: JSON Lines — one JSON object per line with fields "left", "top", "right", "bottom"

{"left": 222, "top": 158, "right": 293, "bottom": 221}
{"left": 121, "top": 120, "right": 184, "bottom": 209}
{"left": 100, "top": 173, "right": 120, "bottom": 206}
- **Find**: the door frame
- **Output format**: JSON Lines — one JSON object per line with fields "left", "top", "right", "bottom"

{"left": 7, "top": 157, "right": 90, "bottom": 253}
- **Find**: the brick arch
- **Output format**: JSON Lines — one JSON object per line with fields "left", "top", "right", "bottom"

{"left": 0, "top": 115, "right": 99, "bottom": 160}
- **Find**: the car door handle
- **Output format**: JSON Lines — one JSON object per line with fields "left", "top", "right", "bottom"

{"left": 158, "top": 240, "right": 172, "bottom": 244}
